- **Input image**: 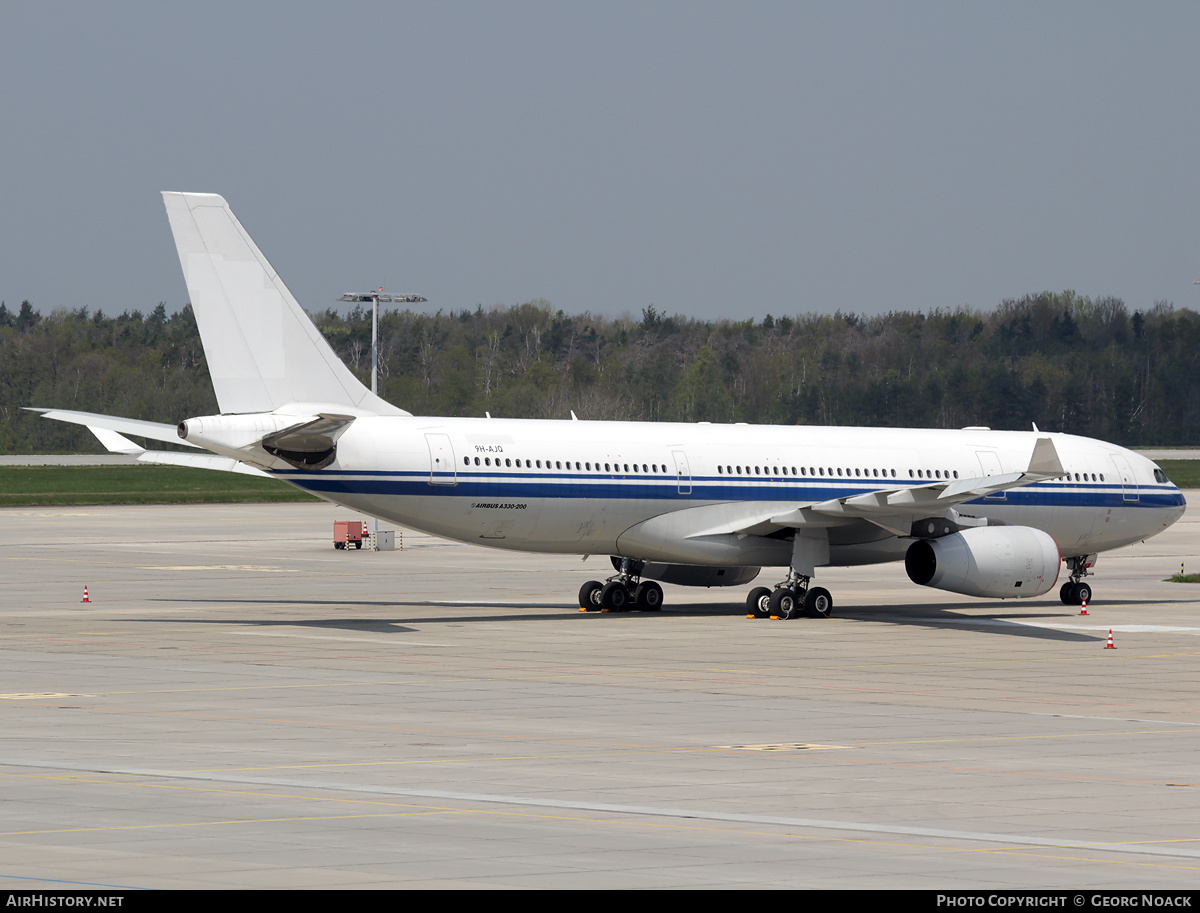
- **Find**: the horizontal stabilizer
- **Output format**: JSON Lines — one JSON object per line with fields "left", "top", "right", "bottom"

{"left": 87, "top": 426, "right": 144, "bottom": 456}
{"left": 135, "top": 450, "right": 272, "bottom": 477}
{"left": 27, "top": 408, "right": 201, "bottom": 448}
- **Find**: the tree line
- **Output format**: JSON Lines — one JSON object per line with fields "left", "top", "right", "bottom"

{"left": 1, "top": 290, "right": 1198, "bottom": 453}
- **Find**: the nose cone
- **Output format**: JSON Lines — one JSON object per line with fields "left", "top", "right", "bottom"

{"left": 1171, "top": 488, "right": 1187, "bottom": 524}
{"left": 1156, "top": 486, "right": 1187, "bottom": 534}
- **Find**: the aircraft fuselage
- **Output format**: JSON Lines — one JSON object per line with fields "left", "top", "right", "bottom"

{"left": 271, "top": 417, "right": 1185, "bottom": 568}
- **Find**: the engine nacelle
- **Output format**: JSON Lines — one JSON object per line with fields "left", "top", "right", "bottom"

{"left": 905, "top": 526, "right": 1060, "bottom": 599}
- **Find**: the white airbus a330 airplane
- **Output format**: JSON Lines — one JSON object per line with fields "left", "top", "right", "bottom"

{"left": 34, "top": 193, "right": 1186, "bottom": 618}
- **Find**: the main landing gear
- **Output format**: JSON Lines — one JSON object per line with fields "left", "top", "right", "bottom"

{"left": 579, "top": 557, "right": 664, "bottom": 612}
{"left": 1060, "top": 555, "right": 1096, "bottom": 606}
{"left": 746, "top": 572, "right": 833, "bottom": 620}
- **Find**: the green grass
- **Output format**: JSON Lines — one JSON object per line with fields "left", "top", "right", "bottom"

{"left": 1156, "top": 460, "right": 1200, "bottom": 488}
{"left": 0, "top": 465, "right": 318, "bottom": 506}
{"left": 1165, "top": 574, "right": 1200, "bottom": 584}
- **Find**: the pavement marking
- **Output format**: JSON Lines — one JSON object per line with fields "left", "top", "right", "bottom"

{"left": 235, "top": 631, "right": 456, "bottom": 646}
{"left": 2, "top": 758, "right": 1199, "bottom": 862}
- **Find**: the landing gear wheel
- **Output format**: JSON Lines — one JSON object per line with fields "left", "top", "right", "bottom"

{"left": 804, "top": 587, "right": 833, "bottom": 618}
{"left": 768, "top": 587, "right": 800, "bottom": 619}
{"left": 634, "top": 581, "right": 663, "bottom": 611}
{"left": 600, "top": 582, "right": 631, "bottom": 611}
{"left": 1060, "top": 582, "right": 1092, "bottom": 606}
{"left": 747, "top": 586, "right": 772, "bottom": 617}
{"left": 579, "top": 580, "right": 604, "bottom": 610}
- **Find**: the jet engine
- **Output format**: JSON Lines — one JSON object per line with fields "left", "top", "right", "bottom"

{"left": 904, "top": 526, "right": 1060, "bottom": 599}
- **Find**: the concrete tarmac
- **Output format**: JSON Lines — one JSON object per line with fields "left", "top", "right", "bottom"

{"left": 1, "top": 499, "right": 1198, "bottom": 889}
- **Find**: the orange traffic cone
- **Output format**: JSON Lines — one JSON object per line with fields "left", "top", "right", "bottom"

{"left": 1079, "top": 596, "right": 1088, "bottom": 616}
{"left": 1105, "top": 629, "right": 1116, "bottom": 649}
{"left": 81, "top": 585, "right": 90, "bottom": 603}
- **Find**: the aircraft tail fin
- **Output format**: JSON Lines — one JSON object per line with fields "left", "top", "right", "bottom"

{"left": 161, "top": 192, "right": 408, "bottom": 417}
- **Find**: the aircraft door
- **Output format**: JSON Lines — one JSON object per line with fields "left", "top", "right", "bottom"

{"left": 672, "top": 450, "right": 692, "bottom": 495}
{"left": 1109, "top": 454, "right": 1139, "bottom": 502}
{"left": 425, "top": 433, "right": 457, "bottom": 486}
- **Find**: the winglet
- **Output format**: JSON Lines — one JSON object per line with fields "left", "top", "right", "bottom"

{"left": 1027, "top": 436, "right": 1065, "bottom": 477}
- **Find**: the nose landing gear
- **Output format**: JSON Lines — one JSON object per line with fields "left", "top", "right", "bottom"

{"left": 1060, "top": 555, "right": 1096, "bottom": 606}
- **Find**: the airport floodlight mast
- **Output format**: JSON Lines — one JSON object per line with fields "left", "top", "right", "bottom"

{"left": 337, "top": 290, "right": 427, "bottom": 548}
{"left": 337, "top": 291, "right": 428, "bottom": 396}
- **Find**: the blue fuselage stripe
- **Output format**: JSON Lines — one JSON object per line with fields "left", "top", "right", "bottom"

{"left": 272, "top": 470, "right": 1185, "bottom": 510}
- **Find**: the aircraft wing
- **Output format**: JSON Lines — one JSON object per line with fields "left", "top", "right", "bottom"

{"left": 724, "top": 436, "right": 1067, "bottom": 538}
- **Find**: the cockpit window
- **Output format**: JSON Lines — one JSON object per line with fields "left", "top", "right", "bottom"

{"left": 1154, "top": 469, "right": 1169, "bottom": 484}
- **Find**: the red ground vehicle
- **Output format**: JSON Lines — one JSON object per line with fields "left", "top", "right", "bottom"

{"left": 333, "top": 520, "right": 366, "bottom": 549}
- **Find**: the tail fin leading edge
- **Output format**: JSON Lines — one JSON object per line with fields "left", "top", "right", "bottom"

{"left": 162, "top": 192, "right": 408, "bottom": 417}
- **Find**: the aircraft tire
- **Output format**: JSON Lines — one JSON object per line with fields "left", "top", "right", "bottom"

{"left": 1075, "top": 582, "right": 1092, "bottom": 606}
{"left": 579, "top": 580, "right": 604, "bottom": 610}
{"left": 747, "top": 586, "right": 771, "bottom": 617}
{"left": 635, "top": 581, "right": 664, "bottom": 611}
{"left": 601, "top": 582, "right": 631, "bottom": 611}
{"left": 1060, "top": 583, "right": 1076, "bottom": 605}
{"left": 804, "top": 587, "right": 833, "bottom": 618}
{"left": 769, "top": 588, "right": 800, "bottom": 619}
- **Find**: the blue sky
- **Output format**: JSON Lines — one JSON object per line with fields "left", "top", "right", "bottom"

{"left": 3, "top": 1, "right": 1199, "bottom": 321}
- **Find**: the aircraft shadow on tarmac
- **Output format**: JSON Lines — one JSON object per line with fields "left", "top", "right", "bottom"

{"left": 143, "top": 596, "right": 1124, "bottom": 641}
